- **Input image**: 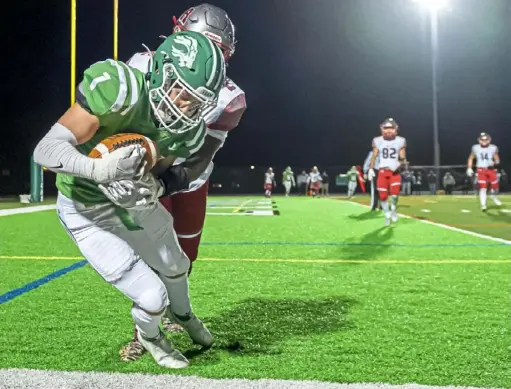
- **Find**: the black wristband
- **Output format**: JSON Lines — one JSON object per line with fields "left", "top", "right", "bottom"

{"left": 158, "top": 165, "right": 190, "bottom": 197}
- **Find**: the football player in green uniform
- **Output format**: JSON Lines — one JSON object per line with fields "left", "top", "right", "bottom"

{"left": 346, "top": 166, "right": 359, "bottom": 198}
{"left": 33, "top": 31, "right": 226, "bottom": 369}
{"left": 282, "top": 166, "right": 295, "bottom": 196}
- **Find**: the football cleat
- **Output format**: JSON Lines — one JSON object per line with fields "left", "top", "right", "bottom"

{"left": 166, "top": 308, "right": 214, "bottom": 348}
{"left": 119, "top": 334, "right": 146, "bottom": 362}
{"left": 136, "top": 330, "right": 189, "bottom": 369}
{"left": 162, "top": 315, "right": 185, "bottom": 333}
{"left": 391, "top": 211, "right": 398, "bottom": 223}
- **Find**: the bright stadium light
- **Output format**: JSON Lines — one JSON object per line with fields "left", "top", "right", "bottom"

{"left": 412, "top": 0, "right": 450, "bottom": 191}
{"left": 413, "top": 0, "right": 449, "bottom": 14}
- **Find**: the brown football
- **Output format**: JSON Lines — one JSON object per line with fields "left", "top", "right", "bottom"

{"left": 88, "top": 133, "right": 160, "bottom": 170}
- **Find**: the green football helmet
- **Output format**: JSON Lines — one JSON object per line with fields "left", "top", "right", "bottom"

{"left": 148, "top": 31, "right": 226, "bottom": 134}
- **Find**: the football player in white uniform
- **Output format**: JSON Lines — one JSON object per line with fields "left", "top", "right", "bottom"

{"left": 367, "top": 118, "right": 407, "bottom": 226}
{"left": 264, "top": 167, "right": 276, "bottom": 198}
{"left": 466, "top": 132, "right": 502, "bottom": 211}
{"left": 114, "top": 4, "right": 247, "bottom": 361}
{"left": 308, "top": 166, "right": 322, "bottom": 197}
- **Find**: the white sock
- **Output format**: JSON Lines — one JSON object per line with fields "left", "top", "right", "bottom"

{"left": 490, "top": 189, "right": 501, "bottom": 204}
{"left": 381, "top": 200, "right": 390, "bottom": 217}
{"left": 479, "top": 188, "right": 487, "bottom": 208}
{"left": 391, "top": 196, "right": 398, "bottom": 212}
{"left": 132, "top": 305, "right": 162, "bottom": 339}
{"left": 159, "top": 274, "right": 192, "bottom": 318}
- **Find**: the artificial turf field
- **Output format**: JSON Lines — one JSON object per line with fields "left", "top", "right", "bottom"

{"left": 0, "top": 194, "right": 510, "bottom": 388}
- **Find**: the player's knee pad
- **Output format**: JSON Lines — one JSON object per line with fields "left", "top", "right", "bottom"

{"left": 137, "top": 283, "right": 168, "bottom": 315}
{"left": 378, "top": 190, "right": 389, "bottom": 201}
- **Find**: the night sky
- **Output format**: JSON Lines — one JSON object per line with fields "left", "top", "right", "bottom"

{"left": 3, "top": 0, "right": 511, "bottom": 189}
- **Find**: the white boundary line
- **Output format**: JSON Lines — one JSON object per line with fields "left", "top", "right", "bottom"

{"left": 0, "top": 369, "right": 503, "bottom": 389}
{"left": 345, "top": 201, "right": 511, "bottom": 245}
{"left": 0, "top": 205, "right": 56, "bottom": 217}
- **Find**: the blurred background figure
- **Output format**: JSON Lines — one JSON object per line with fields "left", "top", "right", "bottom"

{"left": 346, "top": 166, "right": 358, "bottom": 199}
{"left": 282, "top": 166, "right": 296, "bottom": 197}
{"left": 443, "top": 172, "right": 456, "bottom": 195}
{"left": 297, "top": 170, "right": 308, "bottom": 195}
{"left": 320, "top": 171, "right": 330, "bottom": 197}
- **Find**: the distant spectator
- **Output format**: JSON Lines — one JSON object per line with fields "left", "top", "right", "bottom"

{"left": 413, "top": 171, "right": 423, "bottom": 195}
{"left": 427, "top": 170, "right": 437, "bottom": 195}
{"left": 320, "top": 171, "right": 329, "bottom": 196}
{"left": 401, "top": 169, "right": 412, "bottom": 196}
{"left": 443, "top": 172, "right": 455, "bottom": 195}
{"left": 296, "top": 170, "right": 308, "bottom": 195}
{"left": 500, "top": 169, "right": 508, "bottom": 192}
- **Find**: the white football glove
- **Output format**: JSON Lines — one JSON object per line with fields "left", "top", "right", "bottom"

{"left": 466, "top": 167, "right": 474, "bottom": 177}
{"left": 99, "top": 174, "right": 164, "bottom": 210}
{"left": 367, "top": 169, "right": 375, "bottom": 181}
{"left": 91, "top": 145, "right": 146, "bottom": 184}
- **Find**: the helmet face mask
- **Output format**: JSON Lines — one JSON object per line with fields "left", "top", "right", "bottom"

{"left": 148, "top": 32, "right": 225, "bottom": 134}
{"left": 478, "top": 132, "right": 491, "bottom": 147}
{"left": 173, "top": 4, "right": 236, "bottom": 62}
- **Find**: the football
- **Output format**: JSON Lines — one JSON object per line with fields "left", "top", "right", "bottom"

{"left": 88, "top": 133, "right": 160, "bottom": 170}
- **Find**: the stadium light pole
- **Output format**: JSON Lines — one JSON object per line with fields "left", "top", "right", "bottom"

{"left": 412, "top": 0, "right": 449, "bottom": 192}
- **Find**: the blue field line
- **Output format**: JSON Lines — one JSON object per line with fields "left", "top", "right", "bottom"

{"left": 201, "top": 241, "right": 508, "bottom": 247}
{"left": 0, "top": 260, "right": 87, "bottom": 305}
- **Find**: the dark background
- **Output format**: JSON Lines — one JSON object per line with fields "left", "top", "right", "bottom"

{"left": 2, "top": 0, "right": 511, "bottom": 194}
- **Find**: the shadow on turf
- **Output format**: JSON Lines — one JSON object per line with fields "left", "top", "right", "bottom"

{"left": 337, "top": 226, "right": 394, "bottom": 261}
{"left": 181, "top": 296, "right": 356, "bottom": 363}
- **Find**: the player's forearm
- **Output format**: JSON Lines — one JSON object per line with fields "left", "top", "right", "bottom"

{"left": 157, "top": 135, "right": 222, "bottom": 196}
{"left": 33, "top": 123, "right": 95, "bottom": 179}
{"left": 467, "top": 155, "right": 474, "bottom": 168}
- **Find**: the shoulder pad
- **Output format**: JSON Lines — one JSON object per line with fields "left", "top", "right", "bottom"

{"left": 81, "top": 59, "right": 142, "bottom": 118}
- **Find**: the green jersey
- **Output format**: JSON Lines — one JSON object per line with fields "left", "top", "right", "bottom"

{"left": 282, "top": 170, "right": 295, "bottom": 183}
{"left": 347, "top": 170, "right": 358, "bottom": 183}
{"left": 56, "top": 59, "right": 206, "bottom": 204}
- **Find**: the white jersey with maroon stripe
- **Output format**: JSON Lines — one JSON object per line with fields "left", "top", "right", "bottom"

{"left": 308, "top": 172, "right": 322, "bottom": 183}
{"left": 372, "top": 136, "right": 406, "bottom": 172}
{"left": 471, "top": 144, "right": 498, "bottom": 168}
{"left": 265, "top": 172, "right": 275, "bottom": 184}
{"left": 127, "top": 52, "right": 246, "bottom": 191}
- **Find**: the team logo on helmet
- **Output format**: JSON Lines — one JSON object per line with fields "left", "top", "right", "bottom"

{"left": 171, "top": 35, "right": 199, "bottom": 68}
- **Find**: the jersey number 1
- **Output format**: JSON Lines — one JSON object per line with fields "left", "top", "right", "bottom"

{"left": 90, "top": 72, "right": 112, "bottom": 91}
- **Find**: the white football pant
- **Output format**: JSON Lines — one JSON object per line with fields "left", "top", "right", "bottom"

{"left": 56, "top": 193, "right": 191, "bottom": 339}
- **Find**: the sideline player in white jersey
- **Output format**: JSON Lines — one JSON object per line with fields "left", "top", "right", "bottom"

{"left": 264, "top": 167, "right": 276, "bottom": 197}
{"left": 117, "top": 4, "right": 247, "bottom": 361}
{"left": 367, "top": 118, "right": 407, "bottom": 226}
{"left": 466, "top": 132, "right": 502, "bottom": 211}
{"left": 308, "top": 166, "right": 322, "bottom": 197}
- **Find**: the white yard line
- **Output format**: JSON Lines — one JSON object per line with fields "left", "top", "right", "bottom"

{"left": 0, "top": 205, "right": 56, "bottom": 217}
{"left": 0, "top": 369, "right": 502, "bottom": 389}
{"left": 345, "top": 201, "right": 511, "bottom": 245}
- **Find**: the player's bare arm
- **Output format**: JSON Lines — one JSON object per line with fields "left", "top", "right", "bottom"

{"left": 369, "top": 146, "right": 379, "bottom": 170}
{"left": 58, "top": 103, "right": 100, "bottom": 144}
{"left": 467, "top": 151, "right": 475, "bottom": 169}
{"left": 493, "top": 151, "right": 500, "bottom": 166}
